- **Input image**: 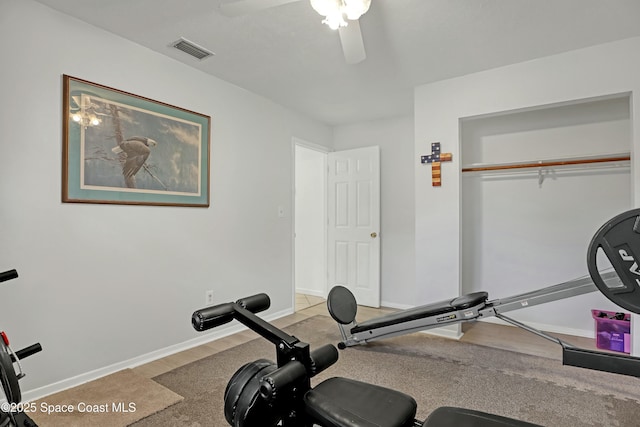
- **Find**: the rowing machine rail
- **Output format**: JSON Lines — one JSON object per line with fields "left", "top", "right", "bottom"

{"left": 331, "top": 271, "right": 619, "bottom": 348}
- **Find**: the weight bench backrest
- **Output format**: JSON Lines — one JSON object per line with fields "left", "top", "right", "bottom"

{"left": 305, "top": 377, "right": 417, "bottom": 427}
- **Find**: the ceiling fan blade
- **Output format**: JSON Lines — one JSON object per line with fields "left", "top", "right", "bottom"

{"left": 338, "top": 20, "right": 366, "bottom": 64}
{"left": 219, "top": 0, "right": 301, "bottom": 17}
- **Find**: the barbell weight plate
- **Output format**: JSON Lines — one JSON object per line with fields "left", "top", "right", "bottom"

{"left": 587, "top": 208, "right": 640, "bottom": 315}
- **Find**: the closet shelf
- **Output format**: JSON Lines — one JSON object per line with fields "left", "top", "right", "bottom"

{"left": 461, "top": 153, "right": 631, "bottom": 173}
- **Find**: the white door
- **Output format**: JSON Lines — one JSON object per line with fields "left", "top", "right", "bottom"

{"left": 327, "top": 146, "right": 380, "bottom": 307}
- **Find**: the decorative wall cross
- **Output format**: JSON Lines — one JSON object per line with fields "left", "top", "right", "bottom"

{"left": 421, "top": 142, "right": 452, "bottom": 187}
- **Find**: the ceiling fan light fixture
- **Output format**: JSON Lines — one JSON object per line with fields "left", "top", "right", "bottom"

{"left": 343, "top": 0, "right": 371, "bottom": 20}
{"left": 310, "top": 0, "right": 371, "bottom": 29}
{"left": 324, "top": 11, "right": 348, "bottom": 30}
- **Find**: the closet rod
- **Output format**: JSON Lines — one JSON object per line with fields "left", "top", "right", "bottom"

{"left": 461, "top": 154, "right": 630, "bottom": 173}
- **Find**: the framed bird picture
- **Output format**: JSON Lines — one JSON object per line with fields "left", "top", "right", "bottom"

{"left": 62, "top": 75, "right": 210, "bottom": 207}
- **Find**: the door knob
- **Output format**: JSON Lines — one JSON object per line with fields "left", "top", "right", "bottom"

{"left": 370, "top": 232, "right": 377, "bottom": 238}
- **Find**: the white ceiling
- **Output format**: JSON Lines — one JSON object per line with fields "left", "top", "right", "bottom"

{"left": 33, "top": 0, "right": 640, "bottom": 126}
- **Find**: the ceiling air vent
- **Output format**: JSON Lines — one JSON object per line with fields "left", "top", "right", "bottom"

{"left": 171, "top": 38, "right": 215, "bottom": 60}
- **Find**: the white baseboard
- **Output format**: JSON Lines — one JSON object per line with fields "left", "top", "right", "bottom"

{"left": 21, "top": 307, "right": 293, "bottom": 403}
{"left": 380, "top": 300, "right": 414, "bottom": 310}
{"left": 295, "top": 288, "right": 325, "bottom": 298}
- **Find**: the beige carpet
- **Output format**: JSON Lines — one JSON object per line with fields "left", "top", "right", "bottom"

{"left": 131, "top": 315, "right": 640, "bottom": 426}
{"left": 29, "top": 369, "right": 183, "bottom": 427}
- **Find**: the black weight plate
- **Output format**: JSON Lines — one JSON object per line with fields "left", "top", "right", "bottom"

{"left": 0, "top": 341, "right": 20, "bottom": 404}
{"left": 224, "top": 359, "right": 274, "bottom": 426}
{"left": 587, "top": 208, "right": 640, "bottom": 314}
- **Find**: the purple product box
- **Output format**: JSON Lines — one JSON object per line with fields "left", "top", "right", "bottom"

{"left": 591, "top": 309, "right": 631, "bottom": 353}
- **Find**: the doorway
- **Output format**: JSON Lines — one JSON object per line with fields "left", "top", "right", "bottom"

{"left": 293, "top": 141, "right": 381, "bottom": 311}
{"left": 294, "top": 142, "right": 328, "bottom": 311}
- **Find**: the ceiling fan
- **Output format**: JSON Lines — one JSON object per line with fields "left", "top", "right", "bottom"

{"left": 218, "top": 0, "right": 371, "bottom": 64}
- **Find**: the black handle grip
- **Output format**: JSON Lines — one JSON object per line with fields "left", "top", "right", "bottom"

{"left": 309, "top": 344, "right": 338, "bottom": 376}
{"left": 11, "top": 344, "right": 42, "bottom": 362}
{"left": 192, "top": 303, "right": 235, "bottom": 331}
{"left": 236, "top": 293, "right": 270, "bottom": 313}
{"left": 0, "top": 269, "right": 18, "bottom": 283}
{"left": 259, "top": 360, "right": 307, "bottom": 400}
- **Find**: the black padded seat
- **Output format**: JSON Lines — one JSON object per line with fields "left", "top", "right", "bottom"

{"left": 351, "top": 291, "right": 488, "bottom": 334}
{"left": 423, "top": 406, "right": 542, "bottom": 427}
{"left": 305, "top": 377, "right": 417, "bottom": 427}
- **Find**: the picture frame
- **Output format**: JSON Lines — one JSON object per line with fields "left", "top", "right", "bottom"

{"left": 62, "top": 75, "right": 211, "bottom": 207}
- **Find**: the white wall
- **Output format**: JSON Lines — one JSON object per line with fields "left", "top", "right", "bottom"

{"left": 294, "top": 144, "right": 327, "bottom": 296}
{"left": 0, "top": 0, "right": 331, "bottom": 398}
{"left": 333, "top": 116, "right": 415, "bottom": 307}
{"left": 414, "top": 37, "right": 640, "bottom": 343}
